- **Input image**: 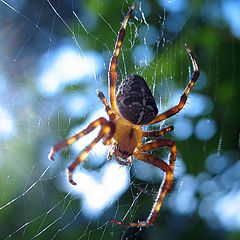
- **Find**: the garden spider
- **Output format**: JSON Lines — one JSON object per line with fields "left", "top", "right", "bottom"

{"left": 48, "top": 1, "right": 199, "bottom": 227}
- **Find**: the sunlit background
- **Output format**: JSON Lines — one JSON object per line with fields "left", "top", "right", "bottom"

{"left": 0, "top": 0, "right": 239, "bottom": 239}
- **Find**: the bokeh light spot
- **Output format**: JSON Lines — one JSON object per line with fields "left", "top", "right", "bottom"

{"left": 132, "top": 44, "right": 154, "bottom": 67}
{"left": 158, "top": 0, "right": 187, "bottom": 13}
{"left": 173, "top": 117, "right": 193, "bottom": 140}
{"left": 195, "top": 118, "right": 217, "bottom": 140}
{"left": 0, "top": 107, "right": 15, "bottom": 139}
{"left": 37, "top": 45, "right": 103, "bottom": 96}
{"left": 222, "top": 0, "right": 240, "bottom": 38}
{"left": 214, "top": 189, "right": 240, "bottom": 231}
{"left": 205, "top": 152, "right": 230, "bottom": 175}
{"left": 70, "top": 162, "right": 130, "bottom": 218}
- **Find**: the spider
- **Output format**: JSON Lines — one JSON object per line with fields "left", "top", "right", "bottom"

{"left": 48, "top": 1, "right": 199, "bottom": 227}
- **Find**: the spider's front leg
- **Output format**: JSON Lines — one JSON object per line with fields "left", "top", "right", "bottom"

{"left": 137, "top": 139, "right": 176, "bottom": 226}
{"left": 48, "top": 117, "right": 115, "bottom": 185}
{"left": 111, "top": 139, "right": 176, "bottom": 227}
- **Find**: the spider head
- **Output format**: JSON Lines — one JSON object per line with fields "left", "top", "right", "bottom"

{"left": 112, "top": 118, "right": 142, "bottom": 159}
{"left": 116, "top": 75, "right": 158, "bottom": 125}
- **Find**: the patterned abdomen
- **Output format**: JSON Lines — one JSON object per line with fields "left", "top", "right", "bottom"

{"left": 116, "top": 75, "right": 158, "bottom": 125}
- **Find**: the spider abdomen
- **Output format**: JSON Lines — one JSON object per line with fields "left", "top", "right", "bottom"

{"left": 116, "top": 75, "right": 158, "bottom": 125}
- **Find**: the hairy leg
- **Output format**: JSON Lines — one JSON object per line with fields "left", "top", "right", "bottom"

{"left": 96, "top": 90, "right": 116, "bottom": 121}
{"left": 142, "top": 126, "right": 174, "bottom": 138}
{"left": 68, "top": 122, "right": 114, "bottom": 185}
{"left": 108, "top": 1, "right": 137, "bottom": 113}
{"left": 48, "top": 117, "right": 111, "bottom": 160}
{"left": 112, "top": 138, "right": 176, "bottom": 227}
{"left": 150, "top": 45, "right": 200, "bottom": 125}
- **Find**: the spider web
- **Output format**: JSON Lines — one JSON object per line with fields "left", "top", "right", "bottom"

{"left": 0, "top": 0, "right": 240, "bottom": 240}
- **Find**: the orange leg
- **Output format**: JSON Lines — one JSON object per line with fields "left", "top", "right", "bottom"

{"left": 133, "top": 151, "right": 169, "bottom": 172}
{"left": 142, "top": 126, "right": 174, "bottom": 138}
{"left": 48, "top": 117, "right": 110, "bottom": 160}
{"left": 48, "top": 117, "right": 115, "bottom": 185}
{"left": 150, "top": 45, "right": 200, "bottom": 125}
{"left": 112, "top": 139, "right": 176, "bottom": 227}
{"left": 108, "top": 1, "right": 137, "bottom": 113}
{"left": 96, "top": 90, "right": 116, "bottom": 121}
{"left": 68, "top": 123, "right": 114, "bottom": 185}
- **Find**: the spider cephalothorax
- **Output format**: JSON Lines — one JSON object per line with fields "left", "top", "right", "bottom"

{"left": 49, "top": 1, "right": 199, "bottom": 227}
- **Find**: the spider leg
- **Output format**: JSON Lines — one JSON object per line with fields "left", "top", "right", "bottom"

{"left": 142, "top": 126, "right": 174, "bottom": 138}
{"left": 68, "top": 122, "right": 114, "bottom": 185}
{"left": 149, "top": 45, "right": 200, "bottom": 125}
{"left": 133, "top": 151, "right": 169, "bottom": 172}
{"left": 96, "top": 90, "right": 116, "bottom": 121}
{"left": 111, "top": 139, "right": 176, "bottom": 227}
{"left": 108, "top": 1, "right": 137, "bottom": 113}
{"left": 48, "top": 117, "right": 114, "bottom": 163}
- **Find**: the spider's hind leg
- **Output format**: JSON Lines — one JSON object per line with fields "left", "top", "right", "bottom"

{"left": 149, "top": 45, "right": 200, "bottom": 125}
{"left": 108, "top": 1, "right": 137, "bottom": 113}
{"left": 96, "top": 89, "right": 116, "bottom": 120}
